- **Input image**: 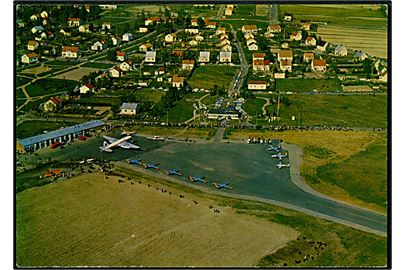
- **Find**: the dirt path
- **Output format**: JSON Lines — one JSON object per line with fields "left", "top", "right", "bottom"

{"left": 257, "top": 97, "right": 270, "bottom": 116}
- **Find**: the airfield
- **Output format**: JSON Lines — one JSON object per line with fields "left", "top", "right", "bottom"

{"left": 21, "top": 130, "right": 387, "bottom": 236}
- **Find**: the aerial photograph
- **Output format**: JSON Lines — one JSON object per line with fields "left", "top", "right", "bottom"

{"left": 15, "top": 1, "right": 389, "bottom": 268}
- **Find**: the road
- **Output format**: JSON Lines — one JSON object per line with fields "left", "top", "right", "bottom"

{"left": 269, "top": 4, "right": 279, "bottom": 23}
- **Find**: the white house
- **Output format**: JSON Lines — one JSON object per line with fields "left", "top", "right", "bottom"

{"left": 21, "top": 53, "right": 39, "bottom": 64}
{"left": 280, "top": 59, "right": 292, "bottom": 72}
{"left": 185, "top": 28, "right": 199, "bottom": 34}
{"left": 316, "top": 41, "right": 329, "bottom": 53}
{"left": 111, "top": 35, "right": 121, "bottom": 46}
{"left": 62, "top": 46, "right": 80, "bottom": 59}
{"left": 278, "top": 50, "right": 293, "bottom": 61}
{"left": 219, "top": 51, "right": 232, "bottom": 63}
{"left": 31, "top": 26, "right": 44, "bottom": 34}
{"left": 248, "top": 43, "right": 259, "bottom": 51}
{"left": 274, "top": 72, "right": 285, "bottom": 79}
{"left": 78, "top": 24, "right": 90, "bottom": 33}
{"left": 27, "top": 40, "right": 39, "bottom": 51}
{"left": 139, "top": 42, "right": 153, "bottom": 52}
{"left": 216, "top": 27, "right": 226, "bottom": 35}
{"left": 120, "top": 103, "right": 138, "bottom": 115}
{"left": 91, "top": 41, "right": 107, "bottom": 51}
{"left": 165, "top": 33, "right": 177, "bottom": 43}
{"left": 59, "top": 28, "right": 71, "bottom": 36}
{"left": 122, "top": 33, "right": 133, "bottom": 42}
{"left": 199, "top": 51, "right": 210, "bottom": 63}
{"left": 311, "top": 59, "right": 327, "bottom": 72}
{"left": 335, "top": 44, "right": 347, "bottom": 56}
{"left": 40, "top": 11, "right": 48, "bottom": 19}
{"left": 116, "top": 51, "right": 127, "bottom": 61}
{"left": 109, "top": 66, "right": 122, "bottom": 77}
{"left": 221, "top": 44, "right": 232, "bottom": 52}
{"left": 303, "top": 52, "right": 315, "bottom": 62}
{"left": 120, "top": 61, "right": 133, "bottom": 71}
{"left": 242, "top": 25, "right": 258, "bottom": 33}
{"left": 30, "top": 14, "right": 39, "bottom": 21}
{"left": 43, "top": 97, "right": 63, "bottom": 112}
{"left": 284, "top": 14, "right": 292, "bottom": 21}
{"left": 244, "top": 32, "right": 255, "bottom": 40}
{"left": 189, "top": 40, "right": 199, "bottom": 46}
{"left": 67, "top": 18, "right": 81, "bottom": 27}
{"left": 246, "top": 38, "right": 256, "bottom": 47}
{"left": 268, "top": 24, "right": 281, "bottom": 33}
{"left": 220, "top": 38, "right": 231, "bottom": 46}
{"left": 145, "top": 51, "right": 156, "bottom": 63}
{"left": 139, "top": 27, "right": 148, "bottom": 33}
{"left": 195, "top": 35, "right": 204, "bottom": 42}
{"left": 354, "top": 50, "right": 368, "bottom": 61}
{"left": 172, "top": 76, "right": 184, "bottom": 88}
{"left": 145, "top": 17, "right": 161, "bottom": 26}
{"left": 290, "top": 31, "right": 302, "bottom": 41}
{"left": 101, "top": 22, "right": 112, "bottom": 30}
{"left": 182, "top": 59, "right": 195, "bottom": 70}
{"left": 79, "top": 83, "right": 95, "bottom": 94}
{"left": 248, "top": 81, "right": 267, "bottom": 90}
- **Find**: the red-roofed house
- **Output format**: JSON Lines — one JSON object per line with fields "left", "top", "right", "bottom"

{"left": 172, "top": 76, "right": 184, "bottom": 88}
{"left": 182, "top": 59, "right": 195, "bottom": 70}
{"left": 27, "top": 40, "right": 39, "bottom": 51}
{"left": 253, "top": 59, "right": 270, "bottom": 71}
{"left": 21, "top": 53, "right": 39, "bottom": 64}
{"left": 303, "top": 52, "right": 315, "bottom": 62}
{"left": 280, "top": 59, "right": 292, "bottom": 72}
{"left": 278, "top": 50, "right": 293, "bottom": 61}
{"left": 311, "top": 59, "right": 327, "bottom": 72}
{"left": 301, "top": 22, "right": 312, "bottom": 31}
{"left": 248, "top": 81, "right": 267, "bottom": 90}
{"left": 305, "top": 36, "right": 316, "bottom": 46}
{"left": 145, "top": 17, "right": 161, "bottom": 26}
{"left": 204, "top": 20, "right": 216, "bottom": 29}
{"left": 44, "top": 96, "right": 63, "bottom": 112}
{"left": 242, "top": 25, "right": 258, "bottom": 33}
{"left": 67, "top": 18, "right": 81, "bottom": 27}
{"left": 62, "top": 46, "right": 80, "bottom": 58}
{"left": 268, "top": 24, "right": 281, "bottom": 33}
{"left": 109, "top": 66, "right": 122, "bottom": 77}
{"left": 253, "top": 53, "right": 265, "bottom": 61}
{"left": 191, "top": 19, "right": 198, "bottom": 27}
{"left": 290, "top": 31, "right": 302, "bottom": 41}
{"left": 79, "top": 83, "right": 95, "bottom": 94}
{"left": 116, "top": 51, "right": 127, "bottom": 61}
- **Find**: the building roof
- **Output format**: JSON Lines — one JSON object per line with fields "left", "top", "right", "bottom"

{"left": 62, "top": 46, "right": 79, "bottom": 52}
{"left": 83, "top": 83, "right": 94, "bottom": 89}
{"left": 49, "top": 96, "right": 63, "bottom": 105}
{"left": 199, "top": 51, "right": 210, "bottom": 58}
{"left": 306, "top": 36, "right": 315, "bottom": 42}
{"left": 146, "top": 17, "right": 161, "bottom": 22}
{"left": 248, "top": 80, "right": 267, "bottom": 84}
{"left": 182, "top": 59, "right": 195, "bottom": 65}
{"left": 220, "top": 51, "right": 232, "bottom": 58}
{"left": 120, "top": 102, "right": 138, "bottom": 110}
{"left": 116, "top": 51, "right": 126, "bottom": 56}
{"left": 243, "top": 25, "right": 257, "bottom": 30}
{"left": 173, "top": 76, "right": 184, "bottom": 83}
{"left": 303, "top": 52, "right": 315, "bottom": 59}
{"left": 145, "top": 51, "right": 156, "bottom": 58}
{"left": 19, "top": 120, "right": 105, "bottom": 147}
{"left": 280, "top": 59, "right": 292, "bottom": 66}
{"left": 253, "top": 59, "right": 270, "bottom": 66}
{"left": 68, "top": 17, "right": 81, "bottom": 21}
{"left": 253, "top": 53, "right": 265, "bottom": 59}
{"left": 269, "top": 24, "right": 281, "bottom": 31}
{"left": 278, "top": 50, "right": 293, "bottom": 58}
{"left": 335, "top": 44, "right": 347, "bottom": 52}
{"left": 312, "top": 59, "right": 326, "bottom": 67}
{"left": 28, "top": 40, "right": 38, "bottom": 46}
{"left": 26, "top": 52, "right": 39, "bottom": 58}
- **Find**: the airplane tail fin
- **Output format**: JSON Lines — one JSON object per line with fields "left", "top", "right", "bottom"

{"left": 99, "top": 146, "right": 113, "bottom": 153}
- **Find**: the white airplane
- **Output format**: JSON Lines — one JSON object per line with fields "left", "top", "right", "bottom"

{"left": 147, "top": 136, "right": 165, "bottom": 141}
{"left": 276, "top": 162, "right": 290, "bottom": 169}
{"left": 99, "top": 135, "right": 140, "bottom": 153}
{"left": 271, "top": 152, "right": 288, "bottom": 160}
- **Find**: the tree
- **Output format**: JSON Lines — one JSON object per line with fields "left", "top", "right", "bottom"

{"left": 164, "top": 8, "right": 171, "bottom": 19}
{"left": 363, "top": 59, "right": 373, "bottom": 79}
{"left": 197, "top": 17, "right": 205, "bottom": 29}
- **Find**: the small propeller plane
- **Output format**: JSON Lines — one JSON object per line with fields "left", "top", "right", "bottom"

{"left": 188, "top": 176, "right": 207, "bottom": 183}
{"left": 127, "top": 159, "right": 143, "bottom": 165}
{"left": 147, "top": 136, "right": 165, "bottom": 141}
{"left": 144, "top": 163, "right": 160, "bottom": 170}
{"left": 165, "top": 169, "right": 183, "bottom": 176}
{"left": 276, "top": 161, "right": 290, "bottom": 169}
{"left": 213, "top": 182, "right": 232, "bottom": 189}
{"left": 99, "top": 135, "right": 140, "bottom": 153}
{"left": 266, "top": 145, "right": 283, "bottom": 152}
{"left": 271, "top": 152, "right": 288, "bottom": 160}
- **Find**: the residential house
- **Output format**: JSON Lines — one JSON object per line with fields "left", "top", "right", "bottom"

{"left": 145, "top": 51, "right": 156, "bottom": 63}
{"left": 311, "top": 59, "right": 327, "bottom": 72}
{"left": 120, "top": 103, "right": 139, "bottom": 115}
{"left": 31, "top": 26, "right": 44, "bottom": 34}
{"left": 91, "top": 40, "right": 107, "bottom": 51}
{"left": 120, "top": 60, "right": 133, "bottom": 71}
{"left": 111, "top": 35, "right": 121, "bottom": 46}
{"left": 139, "top": 27, "right": 148, "bottom": 33}
{"left": 216, "top": 27, "right": 226, "bottom": 35}
{"left": 182, "top": 59, "right": 195, "bottom": 70}
{"left": 354, "top": 50, "right": 368, "bottom": 61}
{"left": 219, "top": 51, "right": 232, "bottom": 63}
{"left": 335, "top": 44, "right": 347, "bottom": 56}
{"left": 246, "top": 38, "right": 256, "bottom": 47}
{"left": 278, "top": 49, "right": 293, "bottom": 61}
{"left": 189, "top": 40, "right": 199, "bottom": 46}
{"left": 21, "top": 53, "right": 39, "bottom": 64}
{"left": 242, "top": 25, "right": 258, "bottom": 33}
{"left": 290, "top": 31, "right": 302, "bottom": 41}
{"left": 172, "top": 76, "right": 184, "bottom": 88}
{"left": 274, "top": 72, "right": 285, "bottom": 79}
{"left": 109, "top": 66, "right": 122, "bottom": 77}
{"left": 220, "top": 38, "right": 231, "bottom": 46}
{"left": 248, "top": 43, "right": 259, "bottom": 51}
{"left": 122, "top": 33, "right": 133, "bottom": 42}
{"left": 155, "top": 67, "right": 165, "bottom": 75}
{"left": 191, "top": 19, "right": 198, "bottom": 27}
{"left": 27, "top": 40, "right": 39, "bottom": 51}
{"left": 303, "top": 52, "right": 315, "bottom": 62}
{"left": 301, "top": 22, "right": 312, "bottom": 31}
{"left": 47, "top": 31, "right": 54, "bottom": 39}
{"left": 145, "top": 17, "right": 161, "bottom": 26}
{"left": 316, "top": 40, "right": 328, "bottom": 53}
{"left": 67, "top": 18, "right": 81, "bottom": 27}
{"left": 40, "top": 11, "right": 48, "bottom": 19}
{"left": 172, "top": 50, "right": 184, "bottom": 58}
{"left": 99, "top": 4, "right": 118, "bottom": 9}
{"left": 244, "top": 32, "right": 255, "bottom": 40}
{"left": 101, "top": 22, "right": 112, "bottom": 30}
{"left": 221, "top": 44, "right": 232, "bottom": 52}
{"left": 59, "top": 28, "right": 71, "bottom": 36}
{"left": 79, "top": 83, "right": 95, "bottom": 94}
{"left": 281, "top": 42, "right": 289, "bottom": 48}
{"left": 253, "top": 53, "right": 265, "bottom": 61}
{"left": 62, "top": 46, "right": 80, "bottom": 59}
{"left": 30, "top": 14, "right": 39, "bottom": 21}
{"left": 195, "top": 35, "right": 204, "bottom": 42}
{"left": 305, "top": 36, "right": 316, "bottom": 46}
{"left": 280, "top": 59, "right": 292, "bottom": 72}
{"left": 139, "top": 42, "right": 153, "bottom": 52}
{"left": 284, "top": 13, "right": 292, "bottom": 21}
{"left": 199, "top": 51, "right": 210, "bottom": 62}
{"left": 248, "top": 81, "right": 267, "bottom": 90}
{"left": 43, "top": 97, "right": 63, "bottom": 112}
{"left": 116, "top": 51, "right": 127, "bottom": 61}
{"left": 204, "top": 20, "right": 217, "bottom": 29}
{"left": 165, "top": 33, "right": 177, "bottom": 43}
{"left": 185, "top": 28, "right": 199, "bottom": 34}
{"left": 268, "top": 24, "right": 281, "bottom": 33}
{"left": 253, "top": 59, "right": 270, "bottom": 71}
{"left": 220, "top": 33, "right": 229, "bottom": 40}
{"left": 78, "top": 24, "right": 90, "bottom": 33}
{"left": 40, "top": 32, "right": 47, "bottom": 39}
{"left": 225, "top": 6, "right": 233, "bottom": 16}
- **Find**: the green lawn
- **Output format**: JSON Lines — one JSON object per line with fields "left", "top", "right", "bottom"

{"left": 16, "top": 77, "right": 32, "bottom": 88}
{"left": 166, "top": 99, "right": 194, "bottom": 123}
{"left": 188, "top": 66, "right": 237, "bottom": 90}
{"left": 16, "top": 88, "right": 26, "bottom": 99}
{"left": 275, "top": 78, "right": 342, "bottom": 93}
{"left": 26, "top": 78, "right": 78, "bottom": 97}
{"left": 132, "top": 89, "right": 165, "bottom": 103}
{"left": 243, "top": 98, "right": 266, "bottom": 116}
{"left": 269, "top": 94, "right": 387, "bottom": 128}
{"left": 16, "top": 120, "right": 78, "bottom": 139}
{"left": 46, "top": 60, "right": 78, "bottom": 66}
{"left": 279, "top": 4, "right": 387, "bottom": 28}
{"left": 80, "top": 62, "right": 114, "bottom": 69}
{"left": 316, "top": 136, "right": 387, "bottom": 208}
{"left": 74, "top": 96, "right": 123, "bottom": 107}
{"left": 16, "top": 98, "right": 26, "bottom": 107}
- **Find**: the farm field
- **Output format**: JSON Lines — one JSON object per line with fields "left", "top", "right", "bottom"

{"left": 16, "top": 120, "right": 78, "bottom": 139}
{"left": 188, "top": 66, "right": 238, "bottom": 90}
{"left": 227, "top": 129, "right": 387, "bottom": 213}
{"left": 21, "top": 65, "right": 51, "bottom": 75}
{"left": 165, "top": 99, "right": 194, "bottom": 123}
{"left": 25, "top": 78, "right": 77, "bottom": 97}
{"left": 53, "top": 67, "right": 99, "bottom": 81}
{"left": 268, "top": 94, "right": 388, "bottom": 128}
{"left": 16, "top": 172, "right": 299, "bottom": 267}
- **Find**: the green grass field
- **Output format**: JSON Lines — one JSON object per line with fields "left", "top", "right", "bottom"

{"left": 243, "top": 98, "right": 266, "bottom": 116}
{"left": 81, "top": 62, "right": 115, "bottom": 69}
{"left": 16, "top": 88, "right": 26, "bottom": 99}
{"left": 74, "top": 96, "right": 123, "bottom": 107}
{"left": 316, "top": 136, "right": 387, "bottom": 208}
{"left": 26, "top": 78, "right": 78, "bottom": 97}
{"left": 16, "top": 77, "right": 32, "bottom": 88}
{"left": 275, "top": 78, "right": 342, "bottom": 93}
{"left": 279, "top": 4, "right": 387, "bottom": 28}
{"left": 16, "top": 98, "right": 27, "bottom": 107}
{"left": 270, "top": 94, "right": 387, "bottom": 128}
{"left": 46, "top": 60, "right": 78, "bottom": 66}
{"left": 165, "top": 99, "right": 194, "bottom": 123}
{"left": 132, "top": 89, "right": 165, "bottom": 103}
{"left": 188, "top": 66, "right": 237, "bottom": 90}
{"left": 16, "top": 120, "right": 78, "bottom": 139}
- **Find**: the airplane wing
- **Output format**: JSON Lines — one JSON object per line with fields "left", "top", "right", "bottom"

{"left": 103, "top": 135, "right": 117, "bottom": 143}
{"left": 118, "top": 141, "right": 141, "bottom": 149}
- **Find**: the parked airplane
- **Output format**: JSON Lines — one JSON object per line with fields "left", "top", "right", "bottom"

{"left": 213, "top": 182, "right": 232, "bottom": 189}
{"left": 188, "top": 176, "right": 207, "bottom": 183}
{"left": 266, "top": 145, "right": 283, "bottom": 152}
{"left": 127, "top": 159, "right": 143, "bottom": 165}
{"left": 121, "top": 130, "right": 136, "bottom": 136}
{"left": 147, "top": 136, "right": 165, "bottom": 141}
{"left": 165, "top": 169, "right": 183, "bottom": 176}
{"left": 271, "top": 152, "right": 288, "bottom": 160}
{"left": 99, "top": 135, "right": 140, "bottom": 152}
{"left": 276, "top": 161, "right": 290, "bottom": 169}
{"left": 144, "top": 163, "right": 160, "bottom": 170}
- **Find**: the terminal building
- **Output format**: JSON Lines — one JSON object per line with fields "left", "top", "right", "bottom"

{"left": 18, "top": 120, "right": 105, "bottom": 152}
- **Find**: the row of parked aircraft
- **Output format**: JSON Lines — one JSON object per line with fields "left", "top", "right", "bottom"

{"left": 127, "top": 159, "right": 232, "bottom": 189}
{"left": 267, "top": 144, "right": 291, "bottom": 169}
